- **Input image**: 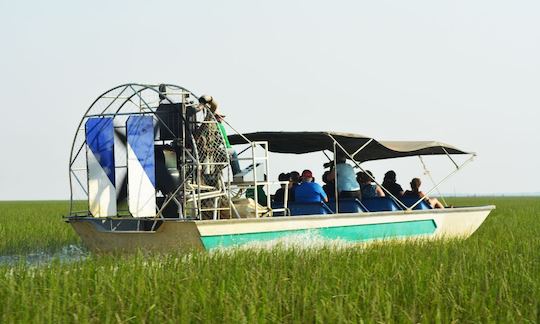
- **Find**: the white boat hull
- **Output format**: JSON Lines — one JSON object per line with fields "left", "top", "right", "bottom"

{"left": 67, "top": 206, "right": 495, "bottom": 253}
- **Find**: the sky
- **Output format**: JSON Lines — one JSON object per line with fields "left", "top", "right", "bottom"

{"left": 0, "top": 0, "right": 538, "bottom": 200}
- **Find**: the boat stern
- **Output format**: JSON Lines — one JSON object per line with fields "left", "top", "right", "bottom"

{"left": 67, "top": 217, "right": 205, "bottom": 253}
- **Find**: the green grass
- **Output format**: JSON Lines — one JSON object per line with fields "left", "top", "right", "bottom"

{"left": 0, "top": 201, "right": 81, "bottom": 255}
{"left": 0, "top": 197, "right": 539, "bottom": 322}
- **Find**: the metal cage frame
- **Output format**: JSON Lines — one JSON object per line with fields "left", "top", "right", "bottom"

{"left": 68, "top": 83, "right": 248, "bottom": 220}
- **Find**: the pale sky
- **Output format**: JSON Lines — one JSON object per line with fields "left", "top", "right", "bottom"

{"left": 0, "top": 0, "right": 538, "bottom": 200}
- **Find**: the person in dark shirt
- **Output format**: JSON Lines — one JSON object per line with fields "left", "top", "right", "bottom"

{"left": 322, "top": 170, "right": 335, "bottom": 199}
{"left": 290, "top": 171, "right": 301, "bottom": 185}
{"left": 273, "top": 173, "right": 295, "bottom": 203}
{"left": 382, "top": 170, "right": 404, "bottom": 199}
{"left": 288, "top": 170, "right": 301, "bottom": 195}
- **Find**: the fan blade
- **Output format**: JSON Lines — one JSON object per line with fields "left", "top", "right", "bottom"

{"left": 116, "top": 176, "right": 128, "bottom": 202}
{"left": 114, "top": 128, "right": 127, "bottom": 145}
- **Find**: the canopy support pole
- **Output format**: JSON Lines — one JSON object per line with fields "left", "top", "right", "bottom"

{"left": 409, "top": 154, "right": 475, "bottom": 210}
{"left": 322, "top": 150, "right": 332, "bottom": 162}
{"left": 351, "top": 138, "right": 374, "bottom": 158}
{"left": 442, "top": 147, "right": 460, "bottom": 170}
{"left": 333, "top": 141, "right": 339, "bottom": 213}
{"left": 327, "top": 134, "right": 409, "bottom": 210}
{"left": 418, "top": 156, "right": 448, "bottom": 207}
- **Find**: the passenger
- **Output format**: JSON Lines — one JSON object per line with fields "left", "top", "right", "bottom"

{"left": 200, "top": 95, "right": 241, "bottom": 175}
{"left": 294, "top": 170, "right": 328, "bottom": 203}
{"left": 403, "top": 178, "right": 444, "bottom": 209}
{"left": 382, "top": 170, "right": 404, "bottom": 199}
{"left": 273, "top": 173, "right": 295, "bottom": 203}
{"left": 289, "top": 171, "right": 301, "bottom": 186}
{"left": 273, "top": 173, "right": 288, "bottom": 203}
{"left": 357, "top": 171, "right": 385, "bottom": 198}
{"left": 299, "top": 170, "right": 314, "bottom": 184}
{"left": 327, "top": 150, "right": 361, "bottom": 199}
{"left": 322, "top": 170, "right": 335, "bottom": 199}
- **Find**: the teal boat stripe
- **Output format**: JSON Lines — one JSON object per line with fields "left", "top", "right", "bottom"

{"left": 200, "top": 220, "right": 437, "bottom": 249}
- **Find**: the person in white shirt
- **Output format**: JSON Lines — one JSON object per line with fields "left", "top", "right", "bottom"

{"left": 327, "top": 151, "right": 361, "bottom": 199}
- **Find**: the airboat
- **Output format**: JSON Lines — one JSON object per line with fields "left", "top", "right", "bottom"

{"left": 66, "top": 83, "right": 494, "bottom": 253}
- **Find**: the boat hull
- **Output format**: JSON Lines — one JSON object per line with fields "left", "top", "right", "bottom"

{"left": 67, "top": 206, "right": 495, "bottom": 253}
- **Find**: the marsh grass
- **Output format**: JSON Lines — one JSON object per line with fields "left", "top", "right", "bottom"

{"left": 0, "top": 197, "right": 539, "bottom": 322}
{"left": 0, "top": 201, "right": 81, "bottom": 255}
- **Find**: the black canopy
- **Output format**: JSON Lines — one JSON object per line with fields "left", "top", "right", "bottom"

{"left": 228, "top": 131, "right": 472, "bottom": 162}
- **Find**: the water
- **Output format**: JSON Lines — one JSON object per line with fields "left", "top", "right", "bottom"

{"left": 0, "top": 244, "right": 88, "bottom": 266}
{"left": 210, "top": 232, "right": 361, "bottom": 254}
{"left": 0, "top": 235, "right": 365, "bottom": 266}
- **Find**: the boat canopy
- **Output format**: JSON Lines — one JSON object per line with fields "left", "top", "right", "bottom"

{"left": 228, "top": 131, "right": 472, "bottom": 162}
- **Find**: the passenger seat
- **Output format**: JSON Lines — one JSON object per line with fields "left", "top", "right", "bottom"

{"left": 361, "top": 197, "right": 401, "bottom": 212}
{"left": 287, "top": 202, "right": 333, "bottom": 216}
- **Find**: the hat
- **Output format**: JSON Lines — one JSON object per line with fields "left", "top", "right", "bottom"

{"left": 278, "top": 172, "right": 290, "bottom": 181}
{"left": 199, "top": 94, "right": 222, "bottom": 116}
{"left": 301, "top": 169, "right": 313, "bottom": 179}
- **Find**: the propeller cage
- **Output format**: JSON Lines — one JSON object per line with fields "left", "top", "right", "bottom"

{"left": 68, "top": 83, "right": 234, "bottom": 220}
